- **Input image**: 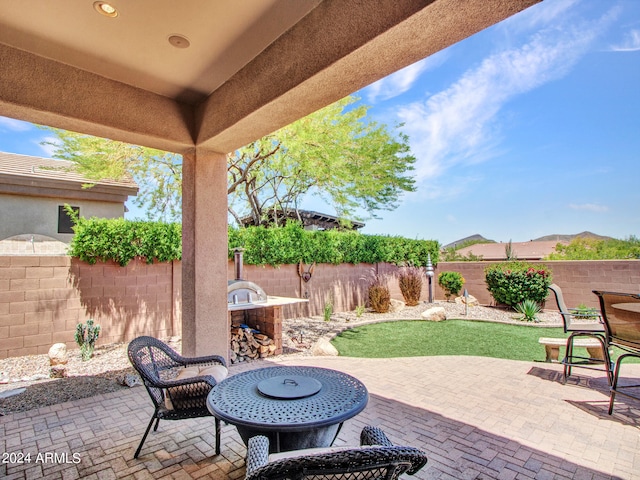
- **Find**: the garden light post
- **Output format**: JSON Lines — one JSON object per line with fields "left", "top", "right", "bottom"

{"left": 426, "top": 254, "right": 434, "bottom": 303}
{"left": 464, "top": 288, "right": 469, "bottom": 316}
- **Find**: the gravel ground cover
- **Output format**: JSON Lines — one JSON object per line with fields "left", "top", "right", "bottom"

{"left": 0, "top": 301, "right": 563, "bottom": 415}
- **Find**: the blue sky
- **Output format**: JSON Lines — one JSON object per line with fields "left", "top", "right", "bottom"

{"left": 1, "top": 0, "right": 639, "bottom": 246}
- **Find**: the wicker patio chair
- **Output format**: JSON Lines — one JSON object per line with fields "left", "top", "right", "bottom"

{"left": 245, "top": 425, "right": 428, "bottom": 480}
{"left": 127, "top": 336, "right": 228, "bottom": 458}
{"left": 593, "top": 291, "right": 640, "bottom": 414}
{"left": 548, "top": 284, "right": 611, "bottom": 383}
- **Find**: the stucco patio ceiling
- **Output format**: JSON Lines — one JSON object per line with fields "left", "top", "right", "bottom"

{"left": 0, "top": 0, "right": 540, "bottom": 155}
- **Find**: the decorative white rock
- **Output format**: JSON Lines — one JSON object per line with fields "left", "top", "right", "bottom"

{"left": 312, "top": 339, "right": 339, "bottom": 356}
{"left": 421, "top": 307, "right": 447, "bottom": 322}
{"left": 389, "top": 298, "right": 405, "bottom": 313}
{"left": 48, "top": 343, "right": 68, "bottom": 366}
{"left": 455, "top": 294, "right": 479, "bottom": 306}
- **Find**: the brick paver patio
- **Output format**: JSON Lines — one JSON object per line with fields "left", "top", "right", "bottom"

{"left": 1, "top": 355, "right": 639, "bottom": 479}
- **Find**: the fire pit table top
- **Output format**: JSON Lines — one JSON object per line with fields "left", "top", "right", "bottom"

{"left": 206, "top": 366, "right": 368, "bottom": 432}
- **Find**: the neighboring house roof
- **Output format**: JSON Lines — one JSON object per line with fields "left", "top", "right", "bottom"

{"left": 456, "top": 240, "right": 567, "bottom": 261}
{"left": 0, "top": 151, "right": 138, "bottom": 203}
{"left": 240, "top": 208, "right": 365, "bottom": 230}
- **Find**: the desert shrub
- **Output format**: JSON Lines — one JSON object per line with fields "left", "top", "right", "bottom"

{"left": 438, "top": 271, "right": 465, "bottom": 301}
{"left": 572, "top": 303, "right": 600, "bottom": 320}
{"left": 397, "top": 266, "right": 423, "bottom": 306}
{"left": 546, "top": 236, "right": 640, "bottom": 260}
{"left": 323, "top": 298, "right": 333, "bottom": 322}
{"left": 368, "top": 274, "right": 391, "bottom": 313}
{"left": 514, "top": 299, "right": 541, "bottom": 322}
{"left": 484, "top": 261, "right": 551, "bottom": 307}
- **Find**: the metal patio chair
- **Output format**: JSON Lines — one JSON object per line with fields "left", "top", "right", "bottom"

{"left": 593, "top": 290, "right": 640, "bottom": 414}
{"left": 244, "top": 425, "right": 428, "bottom": 480}
{"left": 548, "top": 284, "right": 611, "bottom": 383}
{"left": 127, "top": 336, "right": 228, "bottom": 458}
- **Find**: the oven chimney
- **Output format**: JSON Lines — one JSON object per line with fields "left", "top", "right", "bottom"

{"left": 233, "top": 248, "right": 244, "bottom": 281}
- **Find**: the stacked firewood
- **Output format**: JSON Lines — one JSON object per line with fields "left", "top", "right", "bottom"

{"left": 230, "top": 325, "right": 277, "bottom": 364}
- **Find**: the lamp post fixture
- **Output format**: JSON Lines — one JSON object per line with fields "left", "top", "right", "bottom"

{"left": 425, "top": 253, "right": 434, "bottom": 303}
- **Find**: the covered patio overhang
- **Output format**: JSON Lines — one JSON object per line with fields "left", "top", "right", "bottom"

{"left": 0, "top": 0, "right": 540, "bottom": 357}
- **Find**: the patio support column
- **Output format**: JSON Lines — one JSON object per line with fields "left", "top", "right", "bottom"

{"left": 181, "top": 149, "right": 229, "bottom": 359}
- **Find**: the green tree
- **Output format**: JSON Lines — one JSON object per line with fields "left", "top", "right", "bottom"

{"left": 42, "top": 95, "right": 416, "bottom": 225}
{"left": 227, "top": 95, "right": 416, "bottom": 227}
{"left": 546, "top": 236, "right": 640, "bottom": 260}
{"left": 42, "top": 128, "right": 182, "bottom": 221}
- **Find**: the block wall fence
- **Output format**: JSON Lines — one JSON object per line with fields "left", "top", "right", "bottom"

{"left": 1, "top": 256, "right": 638, "bottom": 358}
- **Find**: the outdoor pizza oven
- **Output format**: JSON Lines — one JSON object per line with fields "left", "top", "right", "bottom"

{"left": 228, "top": 248, "right": 267, "bottom": 308}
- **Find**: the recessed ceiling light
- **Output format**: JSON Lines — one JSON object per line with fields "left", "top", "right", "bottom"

{"left": 168, "top": 34, "right": 191, "bottom": 49}
{"left": 93, "top": 2, "right": 118, "bottom": 18}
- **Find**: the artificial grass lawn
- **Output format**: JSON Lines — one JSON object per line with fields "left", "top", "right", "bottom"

{"left": 331, "top": 320, "right": 612, "bottom": 363}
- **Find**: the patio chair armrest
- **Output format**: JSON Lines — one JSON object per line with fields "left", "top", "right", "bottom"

{"left": 245, "top": 435, "right": 270, "bottom": 477}
{"left": 178, "top": 354, "right": 227, "bottom": 368}
{"left": 360, "top": 426, "right": 394, "bottom": 447}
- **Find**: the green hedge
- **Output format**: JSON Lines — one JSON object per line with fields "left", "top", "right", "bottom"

{"left": 69, "top": 217, "right": 182, "bottom": 266}
{"left": 69, "top": 218, "right": 439, "bottom": 267}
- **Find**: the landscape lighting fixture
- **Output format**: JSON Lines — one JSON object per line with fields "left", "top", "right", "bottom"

{"left": 93, "top": 2, "right": 118, "bottom": 18}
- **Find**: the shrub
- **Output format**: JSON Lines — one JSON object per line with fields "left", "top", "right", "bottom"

{"left": 397, "top": 266, "right": 423, "bottom": 306}
{"left": 368, "top": 273, "right": 391, "bottom": 313}
{"left": 75, "top": 319, "right": 101, "bottom": 361}
{"left": 355, "top": 305, "right": 365, "bottom": 317}
{"left": 438, "top": 271, "right": 465, "bottom": 301}
{"left": 573, "top": 303, "right": 600, "bottom": 320}
{"left": 323, "top": 299, "right": 333, "bottom": 322}
{"left": 514, "top": 299, "right": 541, "bottom": 322}
{"left": 484, "top": 261, "right": 552, "bottom": 307}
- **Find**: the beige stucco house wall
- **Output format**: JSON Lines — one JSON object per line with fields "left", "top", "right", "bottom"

{"left": 0, "top": 151, "right": 138, "bottom": 247}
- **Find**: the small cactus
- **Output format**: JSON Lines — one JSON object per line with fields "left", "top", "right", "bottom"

{"left": 75, "top": 319, "right": 101, "bottom": 361}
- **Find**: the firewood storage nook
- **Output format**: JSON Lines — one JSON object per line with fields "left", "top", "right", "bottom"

{"left": 227, "top": 249, "right": 307, "bottom": 364}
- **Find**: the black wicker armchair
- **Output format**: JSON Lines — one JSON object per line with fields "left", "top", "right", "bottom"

{"left": 245, "top": 426, "right": 428, "bottom": 480}
{"left": 127, "top": 336, "right": 228, "bottom": 458}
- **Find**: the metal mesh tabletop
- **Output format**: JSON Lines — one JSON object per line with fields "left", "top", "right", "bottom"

{"left": 207, "top": 366, "right": 368, "bottom": 431}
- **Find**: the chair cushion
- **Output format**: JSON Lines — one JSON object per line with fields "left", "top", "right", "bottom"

{"left": 165, "top": 365, "right": 228, "bottom": 410}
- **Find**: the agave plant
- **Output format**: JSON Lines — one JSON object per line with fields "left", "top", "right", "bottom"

{"left": 514, "top": 299, "right": 541, "bottom": 323}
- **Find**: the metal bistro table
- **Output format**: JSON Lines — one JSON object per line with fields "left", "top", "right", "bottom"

{"left": 206, "top": 365, "right": 368, "bottom": 453}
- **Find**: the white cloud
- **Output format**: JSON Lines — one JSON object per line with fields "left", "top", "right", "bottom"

{"left": 510, "top": 0, "right": 581, "bottom": 31}
{"left": 569, "top": 203, "right": 609, "bottom": 213}
{"left": 397, "top": 4, "right": 617, "bottom": 186}
{"left": 610, "top": 29, "right": 640, "bottom": 52}
{"left": 0, "top": 116, "right": 32, "bottom": 132}
{"left": 37, "top": 136, "right": 61, "bottom": 157}
{"left": 365, "top": 52, "right": 448, "bottom": 103}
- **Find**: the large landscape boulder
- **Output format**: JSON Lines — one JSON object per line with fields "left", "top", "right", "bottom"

{"left": 312, "top": 339, "right": 339, "bottom": 356}
{"left": 389, "top": 298, "right": 405, "bottom": 313}
{"left": 421, "top": 307, "right": 447, "bottom": 322}
{"left": 455, "top": 294, "right": 479, "bottom": 307}
{"left": 48, "top": 343, "right": 68, "bottom": 366}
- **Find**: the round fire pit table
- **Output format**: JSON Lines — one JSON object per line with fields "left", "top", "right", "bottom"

{"left": 206, "top": 365, "right": 368, "bottom": 453}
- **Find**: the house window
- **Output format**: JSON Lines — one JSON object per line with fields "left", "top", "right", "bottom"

{"left": 58, "top": 206, "right": 79, "bottom": 234}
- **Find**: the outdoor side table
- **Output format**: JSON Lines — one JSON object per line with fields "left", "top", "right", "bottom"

{"left": 206, "top": 365, "right": 369, "bottom": 453}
